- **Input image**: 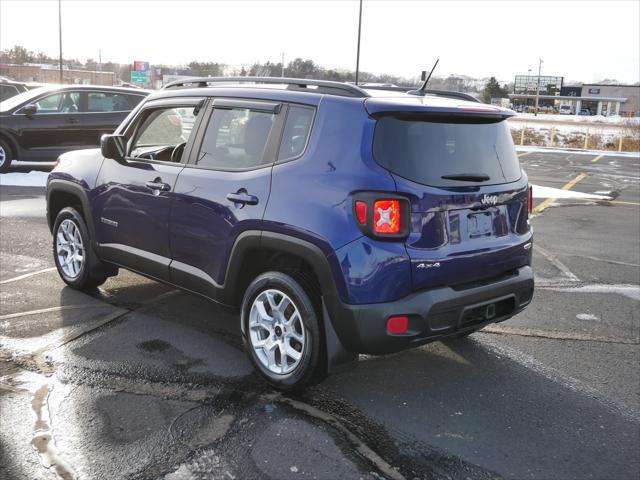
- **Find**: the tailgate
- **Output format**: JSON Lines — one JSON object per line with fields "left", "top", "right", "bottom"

{"left": 372, "top": 114, "right": 532, "bottom": 290}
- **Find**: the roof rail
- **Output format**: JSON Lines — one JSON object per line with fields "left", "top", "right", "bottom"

{"left": 362, "top": 85, "right": 481, "bottom": 103}
{"left": 162, "top": 76, "right": 370, "bottom": 98}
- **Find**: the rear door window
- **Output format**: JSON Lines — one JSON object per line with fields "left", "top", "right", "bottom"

{"left": 196, "top": 107, "right": 275, "bottom": 170}
{"left": 373, "top": 117, "right": 521, "bottom": 187}
{"left": 87, "top": 92, "right": 144, "bottom": 112}
{"left": 278, "top": 105, "right": 315, "bottom": 161}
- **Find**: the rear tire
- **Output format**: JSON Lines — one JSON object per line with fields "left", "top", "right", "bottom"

{"left": 241, "top": 271, "right": 323, "bottom": 391}
{"left": 0, "top": 139, "right": 13, "bottom": 174}
{"left": 53, "top": 207, "right": 109, "bottom": 289}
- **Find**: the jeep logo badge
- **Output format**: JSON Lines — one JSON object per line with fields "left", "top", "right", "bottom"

{"left": 481, "top": 194, "right": 498, "bottom": 206}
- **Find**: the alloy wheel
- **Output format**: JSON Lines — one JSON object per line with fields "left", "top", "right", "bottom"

{"left": 248, "top": 289, "right": 306, "bottom": 375}
{"left": 56, "top": 219, "right": 85, "bottom": 279}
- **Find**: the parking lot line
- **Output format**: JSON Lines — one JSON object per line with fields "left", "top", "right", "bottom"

{"left": 532, "top": 173, "right": 587, "bottom": 216}
{"left": 518, "top": 151, "right": 533, "bottom": 157}
{"left": 0, "top": 304, "right": 114, "bottom": 320}
{"left": 609, "top": 200, "right": 640, "bottom": 206}
{"left": 0, "top": 267, "right": 56, "bottom": 285}
{"left": 591, "top": 154, "right": 604, "bottom": 163}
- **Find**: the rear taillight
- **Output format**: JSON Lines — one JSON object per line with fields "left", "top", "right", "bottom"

{"left": 353, "top": 193, "right": 410, "bottom": 239}
{"left": 373, "top": 200, "right": 401, "bottom": 234}
{"left": 355, "top": 201, "right": 367, "bottom": 225}
{"left": 527, "top": 185, "right": 533, "bottom": 216}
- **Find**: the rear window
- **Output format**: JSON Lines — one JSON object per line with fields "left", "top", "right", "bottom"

{"left": 373, "top": 117, "right": 521, "bottom": 187}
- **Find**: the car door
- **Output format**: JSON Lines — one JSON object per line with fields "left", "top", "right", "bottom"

{"left": 82, "top": 90, "right": 148, "bottom": 144}
{"left": 16, "top": 90, "right": 87, "bottom": 160}
{"left": 93, "top": 97, "right": 205, "bottom": 281}
{"left": 169, "top": 98, "right": 286, "bottom": 300}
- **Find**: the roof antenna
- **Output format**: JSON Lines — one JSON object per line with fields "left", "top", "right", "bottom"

{"left": 408, "top": 58, "right": 439, "bottom": 96}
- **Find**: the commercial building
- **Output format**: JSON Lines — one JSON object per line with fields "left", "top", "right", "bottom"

{"left": 0, "top": 64, "right": 115, "bottom": 86}
{"left": 509, "top": 74, "right": 639, "bottom": 116}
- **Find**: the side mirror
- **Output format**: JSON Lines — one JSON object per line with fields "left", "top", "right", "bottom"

{"left": 100, "top": 134, "right": 126, "bottom": 162}
{"left": 23, "top": 104, "right": 37, "bottom": 116}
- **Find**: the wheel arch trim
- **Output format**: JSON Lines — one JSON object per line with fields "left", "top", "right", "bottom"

{"left": 46, "top": 179, "right": 96, "bottom": 244}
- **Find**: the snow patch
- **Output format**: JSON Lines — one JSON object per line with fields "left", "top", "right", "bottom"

{"left": 531, "top": 184, "right": 611, "bottom": 200}
{"left": 0, "top": 171, "right": 49, "bottom": 187}
{"left": 549, "top": 284, "right": 640, "bottom": 301}
{"left": 516, "top": 146, "right": 640, "bottom": 157}
{"left": 513, "top": 113, "right": 639, "bottom": 125}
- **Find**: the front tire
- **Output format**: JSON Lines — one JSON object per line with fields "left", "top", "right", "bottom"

{"left": 0, "top": 139, "right": 13, "bottom": 174}
{"left": 241, "top": 271, "right": 323, "bottom": 391}
{"left": 53, "top": 207, "right": 108, "bottom": 289}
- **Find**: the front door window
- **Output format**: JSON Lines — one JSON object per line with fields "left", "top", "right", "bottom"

{"left": 129, "top": 106, "right": 197, "bottom": 163}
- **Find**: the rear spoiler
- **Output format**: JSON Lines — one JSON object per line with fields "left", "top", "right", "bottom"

{"left": 365, "top": 98, "right": 515, "bottom": 121}
{"left": 362, "top": 85, "right": 481, "bottom": 103}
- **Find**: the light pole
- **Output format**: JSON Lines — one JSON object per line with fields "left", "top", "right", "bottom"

{"left": 534, "top": 58, "right": 543, "bottom": 116}
{"left": 281, "top": 52, "right": 285, "bottom": 78}
{"left": 58, "top": 0, "right": 63, "bottom": 84}
{"left": 355, "top": 0, "right": 363, "bottom": 85}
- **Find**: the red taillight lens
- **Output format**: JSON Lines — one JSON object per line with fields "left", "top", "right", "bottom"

{"left": 373, "top": 200, "right": 401, "bottom": 234}
{"left": 528, "top": 185, "right": 533, "bottom": 215}
{"left": 355, "top": 201, "right": 367, "bottom": 225}
{"left": 387, "top": 315, "right": 409, "bottom": 334}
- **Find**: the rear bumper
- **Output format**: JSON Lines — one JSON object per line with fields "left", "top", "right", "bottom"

{"left": 329, "top": 265, "right": 534, "bottom": 355}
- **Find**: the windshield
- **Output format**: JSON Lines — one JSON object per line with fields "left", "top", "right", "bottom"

{"left": 373, "top": 116, "right": 521, "bottom": 187}
{"left": 0, "top": 86, "right": 56, "bottom": 112}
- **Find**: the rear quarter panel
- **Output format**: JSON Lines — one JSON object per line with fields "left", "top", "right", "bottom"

{"left": 264, "top": 96, "right": 413, "bottom": 304}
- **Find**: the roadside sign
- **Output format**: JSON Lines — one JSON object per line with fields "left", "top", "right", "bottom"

{"left": 134, "top": 61, "right": 150, "bottom": 72}
{"left": 131, "top": 71, "right": 148, "bottom": 83}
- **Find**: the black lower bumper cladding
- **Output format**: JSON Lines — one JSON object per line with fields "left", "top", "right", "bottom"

{"left": 332, "top": 266, "right": 534, "bottom": 355}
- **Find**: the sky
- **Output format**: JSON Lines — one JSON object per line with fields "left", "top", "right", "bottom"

{"left": 1, "top": 0, "right": 639, "bottom": 83}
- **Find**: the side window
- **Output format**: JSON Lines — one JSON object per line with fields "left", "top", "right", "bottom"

{"left": 129, "top": 106, "right": 197, "bottom": 162}
{"left": 34, "top": 92, "right": 80, "bottom": 113}
{"left": 196, "top": 107, "right": 274, "bottom": 170}
{"left": 278, "top": 105, "right": 315, "bottom": 161}
{"left": 87, "top": 92, "right": 143, "bottom": 112}
{"left": 0, "top": 85, "right": 19, "bottom": 101}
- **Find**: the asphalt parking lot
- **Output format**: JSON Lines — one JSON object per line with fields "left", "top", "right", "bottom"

{"left": 1, "top": 150, "right": 639, "bottom": 480}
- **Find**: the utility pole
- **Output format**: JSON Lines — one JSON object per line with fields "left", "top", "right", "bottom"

{"left": 281, "top": 52, "right": 285, "bottom": 78}
{"left": 534, "top": 58, "right": 543, "bottom": 116}
{"left": 98, "top": 49, "right": 102, "bottom": 85}
{"left": 355, "top": 0, "right": 363, "bottom": 85}
{"left": 58, "top": 0, "right": 63, "bottom": 84}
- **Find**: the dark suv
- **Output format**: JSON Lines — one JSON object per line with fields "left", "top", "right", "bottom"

{"left": 0, "top": 84, "right": 148, "bottom": 172}
{"left": 46, "top": 77, "right": 534, "bottom": 390}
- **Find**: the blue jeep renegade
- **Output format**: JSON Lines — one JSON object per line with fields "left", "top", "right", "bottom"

{"left": 47, "top": 77, "right": 534, "bottom": 390}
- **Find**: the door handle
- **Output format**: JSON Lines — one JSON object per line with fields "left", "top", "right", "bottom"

{"left": 226, "top": 192, "right": 259, "bottom": 206}
{"left": 145, "top": 181, "right": 171, "bottom": 192}
{"left": 67, "top": 118, "right": 80, "bottom": 124}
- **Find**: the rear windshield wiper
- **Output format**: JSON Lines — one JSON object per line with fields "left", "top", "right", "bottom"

{"left": 441, "top": 173, "right": 490, "bottom": 182}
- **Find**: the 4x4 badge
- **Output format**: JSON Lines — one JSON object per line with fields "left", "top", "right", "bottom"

{"left": 417, "top": 262, "right": 440, "bottom": 269}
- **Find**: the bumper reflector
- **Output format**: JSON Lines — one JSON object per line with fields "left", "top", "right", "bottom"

{"left": 387, "top": 315, "right": 409, "bottom": 334}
